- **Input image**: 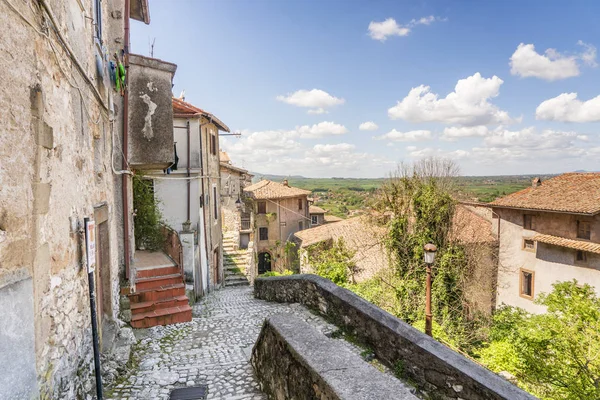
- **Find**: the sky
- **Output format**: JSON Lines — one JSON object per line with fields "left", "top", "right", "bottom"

{"left": 131, "top": 0, "right": 600, "bottom": 178}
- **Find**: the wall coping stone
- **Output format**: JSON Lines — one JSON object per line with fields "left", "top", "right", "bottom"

{"left": 254, "top": 274, "right": 537, "bottom": 400}
{"left": 252, "top": 313, "right": 419, "bottom": 399}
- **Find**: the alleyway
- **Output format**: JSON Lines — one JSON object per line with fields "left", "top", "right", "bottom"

{"left": 106, "top": 287, "right": 364, "bottom": 399}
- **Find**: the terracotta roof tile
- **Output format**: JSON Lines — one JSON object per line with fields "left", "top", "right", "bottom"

{"left": 324, "top": 215, "right": 343, "bottom": 223}
{"left": 450, "top": 205, "right": 496, "bottom": 244}
{"left": 309, "top": 205, "right": 327, "bottom": 214}
{"left": 490, "top": 173, "right": 600, "bottom": 215}
{"left": 533, "top": 233, "right": 600, "bottom": 254}
{"left": 243, "top": 180, "right": 311, "bottom": 200}
{"left": 172, "top": 97, "right": 230, "bottom": 132}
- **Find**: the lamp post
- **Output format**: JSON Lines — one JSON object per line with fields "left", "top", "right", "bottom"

{"left": 423, "top": 243, "right": 437, "bottom": 337}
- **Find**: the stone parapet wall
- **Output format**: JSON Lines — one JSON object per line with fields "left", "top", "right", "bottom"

{"left": 252, "top": 313, "right": 418, "bottom": 400}
{"left": 254, "top": 275, "right": 536, "bottom": 400}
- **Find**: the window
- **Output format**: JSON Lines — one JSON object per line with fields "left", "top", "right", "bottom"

{"left": 523, "top": 214, "right": 535, "bottom": 230}
{"left": 213, "top": 186, "right": 218, "bottom": 220}
{"left": 257, "top": 201, "right": 266, "bottom": 214}
{"left": 576, "top": 250, "right": 588, "bottom": 263}
{"left": 94, "top": 0, "right": 103, "bottom": 42}
{"left": 298, "top": 198, "right": 303, "bottom": 210}
{"left": 210, "top": 133, "right": 217, "bottom": 155}
{"left": 259, "top": 227, "right": 268, "bottom": 241}
{"left": 520, "top": 269, "right": 534, "bottom": 299}
{"left": 523, "top": 239, "right": 535, "bottom": 251}
{"left": 577, "top": 220, "right": 591, "bottom": 240}
{"left": 311, "top": 215, "right": 318, "bottom": 225}
{"left": 298, "top": 221, "right": 303, "bottom": 231}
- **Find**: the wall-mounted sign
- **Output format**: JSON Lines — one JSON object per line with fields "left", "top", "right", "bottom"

{"left": 85, "top": 218, "right": 96, "bottom": 273}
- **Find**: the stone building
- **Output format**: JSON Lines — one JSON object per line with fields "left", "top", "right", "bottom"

{"left": 149, "top": 97, "right": 230, "bottom": 299}
{"left": 0, "top": 0, "right": 183, "bottom": 397}
{"left": 220, "top": 151, "right": 253, "bottom": 248}
{"left": 490, "top": 173, "right": 600, "bottom": 313}
{"left": 243, "top": 180, "right": 311, "bottom": 274}
{"left": 309, "top": 205, "right": 327, "bottom": 226}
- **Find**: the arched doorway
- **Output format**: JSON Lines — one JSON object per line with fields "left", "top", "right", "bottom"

{"left": 258, "top": 252, "right": 271, "bottom": 274}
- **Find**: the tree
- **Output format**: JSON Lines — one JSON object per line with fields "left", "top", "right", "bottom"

{"left": 478, "top": 281, "right": 600, "bottom": 399}
{"left": 307, "top": 238, "right": 358, "bottom": 285}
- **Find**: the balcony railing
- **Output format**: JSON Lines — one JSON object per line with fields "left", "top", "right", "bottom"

{"left": 241, "top": 218, "right": 251, "bottom": 231}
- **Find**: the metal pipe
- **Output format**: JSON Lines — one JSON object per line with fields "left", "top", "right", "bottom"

{"left": 123, "top": 0, "right": 131, "bottom": 280}
{"left": 425, "top": 264, "right": 432, "bottom": 337}
{"left": 85, "top": 217, "right": 103, "bottom": 400}
{"left": 186, "top": 120, "right": 191, "bottom": 222}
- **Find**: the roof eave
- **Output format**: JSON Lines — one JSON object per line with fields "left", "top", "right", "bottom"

{"left": 490, "top": 204, "right": 599, "bottom": 216}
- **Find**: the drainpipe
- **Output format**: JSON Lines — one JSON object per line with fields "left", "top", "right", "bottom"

{"left": 198, "top": 119, "right": 211, "bottom": 292}
{"left": 186, "top": 120, "right": 191, "bottom": 222}
{"left": 123, "top": 0, "right": 131, "bottom": 281}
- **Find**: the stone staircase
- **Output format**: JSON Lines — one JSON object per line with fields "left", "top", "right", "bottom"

{"left": 223, "top": 233, "right": 251, "bottom": 287}
{"left": 128, "top": 251, "right": 192, "bottom": 328}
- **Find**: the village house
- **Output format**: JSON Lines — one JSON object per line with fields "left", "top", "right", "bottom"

{"left": 490, "top": 173, "right": 600, "bottom": 313}
{"left": 0, "top": 0, "right": 187, "bottom": 397}
{"left": 309, "top": 205, "right": 327, "bottom": 226}
{"left": 220, "top": 151, "right": 254, "bottom": 248}
{"left": 243, "top": 179, "right": 311, "bottom": 275}
{"left": 148, "top": 96, "right": 230, "bottom": 300}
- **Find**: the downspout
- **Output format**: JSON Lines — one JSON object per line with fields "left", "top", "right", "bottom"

{"left": 198, "top": 117, "right": 213, "bottom": 292}
{"left": 123, "top": 0, "right": 131, "bottom": 281}
{"left": 186, "top": 120, "right": 191, "bottom": 222}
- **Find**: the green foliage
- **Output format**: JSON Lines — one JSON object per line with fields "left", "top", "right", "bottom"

{"left": 258, "top": 269, "right": 294, "bottom": 277}
{"left": 132, "top": 174, "right": 164, "bottom": 250}
{"left": 477, "top": 281, "right": 600, "bottom": 399}
{"left": 306, "top": 238, "right": 357, "bottom": 285}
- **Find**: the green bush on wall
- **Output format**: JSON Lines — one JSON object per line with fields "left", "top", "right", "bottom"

{"left": 132, "top": 174, "right": 164, "bottom": 251}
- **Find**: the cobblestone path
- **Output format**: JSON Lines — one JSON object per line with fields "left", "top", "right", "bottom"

{"left": 106, "top": 286, "right": 354, "bottom": 399}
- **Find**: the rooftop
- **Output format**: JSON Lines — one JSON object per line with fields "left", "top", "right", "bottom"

{"left": 451, "top": 205, "right": 496, "bottom": 244}
{"left": 244, "top": 180, "right": 311, "bottom": 200}
{"left": 172, "top": 97, "right": 230, "bottom": 132}
{"left": 490, "top": 173, "right": 600, "bottom": 215}
{"left": 324, "top": 215, "right": 343, "bottom": 223}
{"left": 533, "top": 233, "right": 600, "bottom": 255}
{"left": 309, "top": 205, "right": 327, "bottom": 214}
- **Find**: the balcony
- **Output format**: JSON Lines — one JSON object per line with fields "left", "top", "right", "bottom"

{"left": 127, "top": 54, "right": 177, "bottom": 169}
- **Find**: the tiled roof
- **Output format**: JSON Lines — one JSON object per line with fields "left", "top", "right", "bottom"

{"left": 294, "top": 217, "right": 388, "bottom": 282}
{"left": 172, "top": 97, "right": 230, "bottom": 132}
{"left": 490, "top": 173, "right": 600, "bottom": 215}
{"left": 533, "top": 233, "right": 600, "bottom": 255}
{"left": 243, "top": 180, "right": 311, "bottom": 200}
{"left": 324, "top": 215, "right": 343, "bottom": 223}
{"left": 219, "top": 151, "right": 231, "bottom": 163}
{"left": 220, "top": 162, "right": 250, "bottom": 175}
{"left": 450, "top": 205, "right": 496, "bottom": 244}
{"left": 309, "top": 205, "right": 327, "bottom": 214}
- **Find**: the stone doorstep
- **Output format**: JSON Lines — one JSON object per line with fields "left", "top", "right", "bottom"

{"left": 136, "top": 265, "right": 181, "bottom": 279}
{"left": 130, "top": 304, "right": 192, "bottom": 329}
{"left": 135, "top": 274, "right": 184, "bottom": 291}
{"left": 128, "top": 283, "right": 186, "bottom": 303}
{"left": 130, "top": 294, "right": 189, "bottom": 314}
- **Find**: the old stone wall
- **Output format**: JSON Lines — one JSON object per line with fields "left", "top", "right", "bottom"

{"left": 0, "top": 0, "right": 127, "bottom": 397}
{"left": 254, "top": 275, "right": 536, "bottom": 400}
{"left": 252, "top": 313, "right": 418, "bottom": 400}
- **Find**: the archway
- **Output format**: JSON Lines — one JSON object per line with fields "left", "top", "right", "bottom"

{"left": 258, "top": 252, "right": 272, "bottom": 274}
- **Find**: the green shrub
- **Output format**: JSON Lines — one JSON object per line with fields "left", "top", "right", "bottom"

{"left": 132, "top": 174, "right": 164, "bottom": 250}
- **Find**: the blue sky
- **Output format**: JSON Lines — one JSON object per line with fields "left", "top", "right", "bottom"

{"left": 132, "top": 0, "right": 600, "bottom": 178}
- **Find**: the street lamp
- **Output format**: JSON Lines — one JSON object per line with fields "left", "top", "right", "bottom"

{"left": 235, "top": 197, "right": 243, "bottom": 211}
{"left": 423, "top": 243, "right": 437, "bottom": 337}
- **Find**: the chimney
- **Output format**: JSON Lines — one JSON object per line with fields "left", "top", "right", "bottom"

{"left": 283, "top": 179, "right": 289, "bottom": 187}
{"left": 532, "top": 177, "right": 541, "bottom": 188}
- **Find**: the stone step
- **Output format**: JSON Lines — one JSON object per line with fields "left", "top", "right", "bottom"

{"left": 128, "top": 283, "right": 186, "bottom": 303}
{"left": 130, "top": 304, "right": 192, "bottom": 328}
{"left": 136, "top": 265, "right": 180, "bottom": 279}
{"left": 135, "top": 273, "right": 184, "bottom": 292}
{"left": 130, "top": 295, "right": 189, "bottom": 315}
{"left": 224, "top": 279, "right": 250, "bottom": 287}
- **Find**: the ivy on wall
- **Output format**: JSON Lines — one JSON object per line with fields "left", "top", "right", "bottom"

{"left": 132, "top": 174, "right": 164, "bottom": 251}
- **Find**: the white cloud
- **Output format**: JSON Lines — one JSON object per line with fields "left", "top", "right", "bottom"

{"left": 294, "top": 121, "right": 349, "bottom": 139}
{"left": 536, "top": 93, "right": 600, "bottom": 122}
{"left": 359, "top": 121, "right": 379, "bottom": 131}
{"left": 368, "top": 16, "right": 444, "bottom": 42}
{"left": 312, "top": 143, "right": 356, "bottom": 154}
{"left": 442, "top": 126, "right": 489, "bottom": 141}
{"left": 276, "top": 89, "right": 344, "bottom": 114}
{"left": 374, "top": 129, "right": 432, "bottom": 142}
{"left": 307, "top": 107, "right": 328, "bottom": 115}
{"left": 408, "top": 147, "right": 470, "bottom": 159}
{"left": 510, "top": 42, "right": 597, "bottom": 81}
{"left": 388, "top": 73, "right": 515, "bottom": 126}
{"left": 368, "top": 18, "right": 410, "bottom": 41}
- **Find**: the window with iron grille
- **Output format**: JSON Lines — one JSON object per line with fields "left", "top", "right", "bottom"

{"left": 259, "top": 227, "right": 268, "bottom": 241}
{"left": 257, "top": 201, "right": 266, "bottom": 214}
{"left": 213, "top": 186, "right": 218, "bottom": 220}
{"left": 576, "top": 250, "right": 588, "bottom": 262}
{"left": 577, "top": 220, "right": 591, "bottom": 240}
{"left": 210, "top": 133, "right": 217, "bottom": 155}
{"left": 520, "top": 269, "right": 534, "bottom": 299}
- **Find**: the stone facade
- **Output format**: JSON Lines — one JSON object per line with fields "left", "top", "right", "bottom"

{"left": 492, "top": 207, "right": 600, "bottom": 313}
{"left": 254, "top": 275, "right": 536, "bottom": 400}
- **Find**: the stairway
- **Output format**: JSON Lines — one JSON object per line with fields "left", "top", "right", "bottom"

{"left": 223, "top": 233, "right": 251, "bottom": 287}
{"left": 128, "top": 251, "right": 192, "bottom": 328}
